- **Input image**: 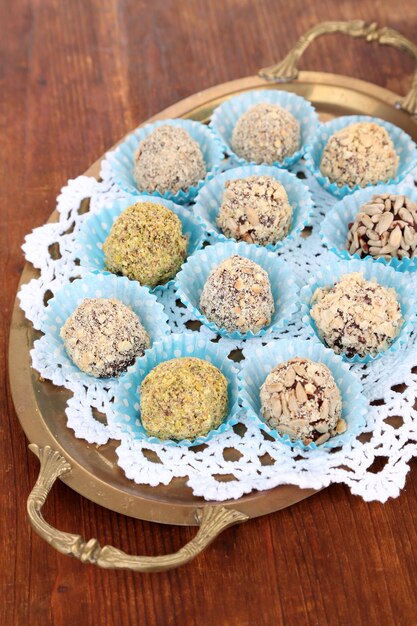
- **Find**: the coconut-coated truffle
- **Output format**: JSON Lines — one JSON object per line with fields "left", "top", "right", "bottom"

{"left": 199, "top": 254, "right": 274, "bottom": 334}
{"left": 310, "top": 272, "right": 403, "bottom": 358}
{"left": 346, "top": 192, "right": 417, "bottom": 261}
{"left": 320, "top": 122, "right": 399, "bottom": 188}
{"left": 103, "top": 201, "right": 187, "bottom": 288}
{"left": 133, "top": 125, "right": 206, "bottom": 194}
{"left": 216, "top": 175, "right": 292, "bottom": 245}
{"left": 60, "top": 298, "right": 150, "bottom": 378}
{"left": 140, "top": 357, "right": 228, "bottom": 440}
{"left": 231, "top": 103, "right": 300, "bottom": 164}
{"left": 260, "top": 357, "right": 345, "bottom": 446}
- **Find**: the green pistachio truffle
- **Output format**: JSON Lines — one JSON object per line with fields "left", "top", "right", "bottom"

{"left": 103, "top": 202, "right": 188, "bottom": 287}
{"left": 140, "top": 357, "right": 228, "bottom": 441}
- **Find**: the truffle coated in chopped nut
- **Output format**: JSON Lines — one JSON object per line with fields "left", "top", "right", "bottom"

{"left": 260, "top": 357, "right": 343, "bottom": 445}
{"left": 310, "top": 272, "right": 403, "bottom": 358}
{"left": 199, "top": 255, "right": 274, "bottom": 334}
{"left": 216, "top": 175, "right": 292, "bottom": 245}
{"left": 231, "top": 103, "right": 300, "bottom": 165}
{"left": 320, "top": 122, "right": 399, "bottom": 188}
{"left": 346, "top": 192, "right": 417, "bottom": 261}
{"left": 60, "top": 298, "right": 150, "bottom": 378}
{"left": 140, "top": 357, "right": 228, "bottom": 440}
{"left": 133, "top": 125, "right": 206, "bottom": 194}
{"left": 103, "top": 201, "right": 188, "bottom": 288}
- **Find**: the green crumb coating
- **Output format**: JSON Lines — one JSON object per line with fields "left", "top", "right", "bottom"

{"left": 103, "top": 202, "right": 188, "bottom": 287}
{"left": 140, "top": 357, "right": 229, "bottom": 441}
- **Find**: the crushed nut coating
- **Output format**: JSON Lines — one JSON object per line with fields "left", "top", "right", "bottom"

{"left": 199, "top": 254, "right": 274, "bottom": 334}
{"left": 231, "top": 103, "right": 300, "bottom": 165}
{"left": 216, "top": 175, "right": 292, "bottom": 245}
{"left": 310, "top": 272, "right": 403, "bottom": 358}
{"left": 260, "top": 357, "right": 344, "bottom": 445}
{"left": 346, "top": 192, "right": 417, "bottom": 261}
{"left": 320, "top": 122, "right": 399, "bottom": 188}
{"left": 140, "top": 357, "right": 228, "bottom": 441}
{"left": 103, "top": 201, "right": 188, "bottom": 287}
{"left": 60, "top": 298, "right": 150, "bottom": 378}
{"left": 133, "top": 125, "right": 206, "bottom": 194}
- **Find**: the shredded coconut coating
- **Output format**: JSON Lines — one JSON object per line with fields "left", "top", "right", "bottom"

{"left": 346, "top": 192, "right": 417, "bottom": 261}
{"left": 103, "top": 201, "right": 187, "bottom": 288}
{"left": 199, "top": 254, "right": 274, "bottom": 334}
{"left": 140, "top": 357, "right": 228, "bottom": 441}
{"left": 310, "top": 272, "right": 403, "bottom": 358}
{"left": 133, "top": 125, "right": 206, "bottom": 194}
{"left": 216, "top": 175, "right": 292, "bottom": 245}
{"left": 320, "top": 122, "right": 399, "bottom": 188}
{"left": 231, "top": 103, "right": 300, "bottom": 164}
{"left": 60, "top": 298, "right": 150, "bottom": 378}
{"left": 260, "top": 357, "right": 344, "bottom": 445}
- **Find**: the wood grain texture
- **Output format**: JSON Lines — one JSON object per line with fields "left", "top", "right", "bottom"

{"left": 2, "top": 1, "right": 417, "bottom": 624}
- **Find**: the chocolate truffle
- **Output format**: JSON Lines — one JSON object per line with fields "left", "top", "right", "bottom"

{"left": 199, "top": 255, "right": 274, "bottom": 334}
{"left": 346, "top": 192, "right": 417, "bottom": 261}
{"left": 133, "top": 125, "right": 206, "bottom": 194}
{"left": 320, "top": 122, "right": 399, "bottom": 188}
{"left": 140, "top": 357, "right": 228, "bottom": 440}
{"left": 61, "top": 298, "right": 150, "bottom": 378}
{"left": 216, "top": 175, "right": 292, "bottom": 245}
{"left": 310, "top": 272, "right": 403, "bottom": 358}
{"left": 260, "top": 357, "right": 345, "bottom": 446}
{"left": 231, "top": 103, "right": 300, "bottom": 164}
{"left": 103, "top": 201, "right": 187, "bottom": 287}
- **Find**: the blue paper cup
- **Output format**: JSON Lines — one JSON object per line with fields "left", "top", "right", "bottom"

{"left": 305, "top": 115, "right": 417, "bottom": 199}
{"left": 175, "top": 240, "right": 300, "bottom": 339}
{"left": 193, "top": 164, "right": 314, "bottom": 251}
{"left": 103, "top": 119, "right": 225, "bottom": 204}
{"left": 320, "top": 183, "right": 417, "bottom": 272}
{"left": 210, "top": 89, "right": 319, "bottom": 169}
{"left": 299, "top": 258, "right": 416, "bottom": 363}
{"left": 240, "top": 337, "right": 367, "bottom": 451}
{"left": 110, "top": 333, "right": 240, "bottom": 447}
{"left": 34, "top": 272, "right": 171, "bottom": 391}
{"left": 75, "top": 194, "right": 206, "bottom": 292}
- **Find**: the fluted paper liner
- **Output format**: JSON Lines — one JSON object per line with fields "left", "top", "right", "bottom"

{"left": 193, "top": 164, "right": 314, "bottom": 251}
{"left": 175, "top": 240, "right": 300, "bottom": 339}
{"left": 305, "top": 115, "right": 417, "bottom": 199}
{"left": 111, "top": 333, "right": 240, "bottom": 447}
{"left": 240, "top": 337, "right": 367, "bottom": 451}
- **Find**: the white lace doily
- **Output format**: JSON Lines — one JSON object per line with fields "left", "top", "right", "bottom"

{"left": 19, "top": 156, "right": 417, "bottom": 503}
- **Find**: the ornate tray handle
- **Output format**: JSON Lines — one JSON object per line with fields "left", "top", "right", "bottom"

{"left": 259, "top": 20, "right": 417, "bottom": 116}
{"left": 27, "top": 444, "right": 249, "bottom": 572}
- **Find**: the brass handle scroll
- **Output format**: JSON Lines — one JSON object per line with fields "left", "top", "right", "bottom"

{"left": 259, "top": 20, "right": 417, "bottom": 116}
{"left": 27, "top": 444, "right": 249, "bottom": 572}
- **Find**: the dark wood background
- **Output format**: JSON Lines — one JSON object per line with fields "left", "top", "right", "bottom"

{"left": 2, "top": 1, "right": 417, "bottom": 624}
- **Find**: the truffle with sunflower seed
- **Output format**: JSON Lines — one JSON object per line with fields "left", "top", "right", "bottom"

{"left": 260, "top": 357, "right": 344, "bottom": 446}
{"left": 346, "top": 192, "right": 417, "bottom": 261}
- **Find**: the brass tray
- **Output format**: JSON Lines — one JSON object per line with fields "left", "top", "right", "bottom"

{"left": 8, "top": 21, "right": 417, "bottom": 572}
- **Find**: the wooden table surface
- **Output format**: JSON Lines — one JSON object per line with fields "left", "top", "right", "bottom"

{"left": 2, "top": 1, "right": 417, "bottom": 624}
